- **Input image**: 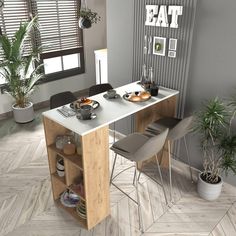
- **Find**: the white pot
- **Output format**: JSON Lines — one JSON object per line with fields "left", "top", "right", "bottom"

{"left": 197, "top": 172, "right": 223, "bottom": 201}
{"left": 12, "top": 102, "right": 35, "bottom": 123}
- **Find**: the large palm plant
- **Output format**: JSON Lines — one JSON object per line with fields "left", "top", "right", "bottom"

{"left": 193, "top": 97, "right": 236, "bottom": 184}
{"left": 0, "top": 17, "right": 44, "bottom": 108}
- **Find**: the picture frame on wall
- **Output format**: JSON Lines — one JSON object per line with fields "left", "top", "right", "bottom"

{"left": 169, "top": 38, "right": 178, "bottom": 51}
{"left": 168, "top": 50, "right": 176, "bottom": 58}
{"left": 153, "top": 36, "right": 166, "bottom": 56}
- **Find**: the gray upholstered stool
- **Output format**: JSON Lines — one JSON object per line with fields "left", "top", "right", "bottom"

{"left": 110, "top": 129, "right": 169, "bottom": 232}
{"left": 145, "top": 116, "right": 193, "bottom": 202}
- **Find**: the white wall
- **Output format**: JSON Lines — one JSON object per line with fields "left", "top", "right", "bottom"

{"left": 0, "top": 0, "right": 107, "bottom": 114}
{"left": 107, "top": 0, "right": 134, "bottom": 134}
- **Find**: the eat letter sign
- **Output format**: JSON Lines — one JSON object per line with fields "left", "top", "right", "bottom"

{"left": 145, "top": 5, "right": 183, "bottom": 28}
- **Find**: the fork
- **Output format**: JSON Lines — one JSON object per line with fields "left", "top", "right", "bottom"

{"left": 148, "top": 36, "right": 152, "bottom": 54}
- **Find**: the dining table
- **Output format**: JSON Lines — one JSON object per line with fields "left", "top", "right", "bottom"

{"left": 42, "top": 81, "right": 179, "bottom": 230}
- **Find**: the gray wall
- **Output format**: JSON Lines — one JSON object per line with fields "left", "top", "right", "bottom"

{"left": 107, "top": 0, "right": 236, "bottom": 185}
{"left": 132, "top": 0, "right": 197, "bottom": 117}
{"left": 107, "top": 0, "right": 134, "bottom": 134}
{"left": 184, "top": 0, "right": 236, "bottom": 185}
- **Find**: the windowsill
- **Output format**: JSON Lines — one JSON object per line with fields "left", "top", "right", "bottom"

{"left": 0, "top": 67, "right": 85, "bottom": 94}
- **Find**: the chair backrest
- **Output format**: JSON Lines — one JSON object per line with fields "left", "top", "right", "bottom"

{"left": 168, "top": 116, "right": 193, "bottom": 141}
{"left": 89, "top": 83, "right": 113, "bottom": 96}
{"left": 50, "top": 91, "right": 77, "bottom": 109}
{"left": 134, "top": 128, "right": 168, "bottom": 162}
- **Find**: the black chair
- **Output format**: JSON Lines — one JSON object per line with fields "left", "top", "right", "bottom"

{"left": 88, "top": 83, "right": 113, "bottom": 96}
{"left": 88, "top": 83, "right": 116, "bottom": 142}
{"left": 50, "top": 91, "right": 77, "bottom": 109}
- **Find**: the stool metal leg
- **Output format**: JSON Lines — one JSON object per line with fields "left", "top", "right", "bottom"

{"left": 155, "top": 154, "right": 168, "bottom": 205}
{"left": 135, "top": 163, "right": 144, "bottom": 233}
{"left": 110, "top": 153, "right": 117, "bottom": 185}
{"left": 167, "top": 141, "right": 173, "bottom": 202}
{"left": 184, "top": 136, "right": 194, "bottom": 183}
{"left": 132, "top": 162, "right": 143, "bottom": 185}
{"left": 113, "top": 123, "right": 116, "bottom": 143}
{"left": 133, "top": 168, "right": 136, "bottom": 186}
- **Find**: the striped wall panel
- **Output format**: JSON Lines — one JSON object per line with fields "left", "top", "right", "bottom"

{"left": 132, "top": 0, "right": 198, "bottom": 117}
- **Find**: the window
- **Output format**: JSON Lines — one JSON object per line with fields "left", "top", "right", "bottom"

{"left": 0, "top": 0, "right": 84, "bottom": 84}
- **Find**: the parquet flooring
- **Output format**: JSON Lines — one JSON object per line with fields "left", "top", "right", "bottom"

{"left": 0, "top": 110, "right": 236, "bottom": 236}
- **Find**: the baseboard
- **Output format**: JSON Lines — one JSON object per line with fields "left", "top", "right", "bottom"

{"left": 0, "top": 88, "right": 89, "bottom": 121}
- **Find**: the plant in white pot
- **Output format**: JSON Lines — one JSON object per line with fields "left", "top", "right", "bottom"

{"left": 193, "top": 97, "right": 236, "bottom": 200}
{"left": 0, "top": 17, "right": 44, "bottom": 123}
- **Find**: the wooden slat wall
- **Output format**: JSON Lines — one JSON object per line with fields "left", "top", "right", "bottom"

{"left": 132, "top": 0, "right": 198, "bottom": 117}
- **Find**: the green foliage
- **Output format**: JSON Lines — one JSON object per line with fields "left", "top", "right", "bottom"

{"left": 0, "top": 16, "right": 44, "bottom": 108}
{"left": 193, "top": 97, "right": 236, "bottom": 183}
{"left": 79, "top": 8, "right": 101, "bottom": 24}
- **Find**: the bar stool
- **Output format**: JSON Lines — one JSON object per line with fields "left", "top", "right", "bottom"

{"left": 88, "top": 83, "right": 113, "bottom": 96}
{"left": 145, "top": 116, "right": 193, "bottom": 202}
{"left": 110, "top": 129, "right": 169, "bottom": 232}
{"left": 50, "top": 91, "right": 77, "bottom": 109}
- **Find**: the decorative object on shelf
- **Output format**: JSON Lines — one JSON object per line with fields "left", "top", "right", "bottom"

{"left": 60, "top": 189, "right": 80, "bottom": 208}
{"left": 0, "top": 16, "right": 44, "bottom": 123}
{"left": 79, "top": 0, "right": 100, "bottom": 29}
{"left": 72, "top": 176, "right": 85, "bottom": 198}
{"left": 193, "top": 97, "right": 236, "bottom": 200}
{"left": 76, "top": 199, "right": 87, "bottom": 219}
{"left": 153, "top": 36, "right": 166, "bottom": 56}
{"left": 123, "top": 91, "right": 151, "bottom": 102}
{"left": 63, "top": 136, "right": 76, "bottom": 155}
{"left": 56, "top": 157, "right": 65, "bottom": 177}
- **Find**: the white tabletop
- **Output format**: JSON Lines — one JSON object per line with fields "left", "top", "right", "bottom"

{"left": 43, "top": 82, "right": 179, "bottom": 136}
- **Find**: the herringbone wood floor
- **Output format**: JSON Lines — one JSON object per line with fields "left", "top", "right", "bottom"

{"left": 0, "top": 110, "right": 236, "bottom": 236}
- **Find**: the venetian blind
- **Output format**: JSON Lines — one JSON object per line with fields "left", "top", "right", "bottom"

{"left": 0, "top": 0, "right": 29, "bottom": 38}
{"left": 0, "top": 0, "right": 31, "bottom": 58}
{"left": 31, "top": 0, "right": 82, "bottom": 56}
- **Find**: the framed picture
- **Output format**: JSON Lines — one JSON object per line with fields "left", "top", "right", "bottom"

{"left": 168, "top": 50, "right": 176, "bottom": 58}
{"left": 153, "top": 37, "right": 166, "bottom": 56}
{"left": 169, "top": 38, "right": 177, "bottom": 51}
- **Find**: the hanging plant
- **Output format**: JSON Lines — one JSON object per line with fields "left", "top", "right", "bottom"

{"left": 78, "top": 0, "right": 100, "bottom": 29}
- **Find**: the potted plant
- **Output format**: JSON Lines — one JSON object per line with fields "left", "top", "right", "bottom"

{"left": 0, "top": 17, "right": 44, "bottom": 123}
{"left": 193, "top": 97, "right": 236, "bottom": 200}
{"left": 78, "top": 8, "right": 101, "bottom": 29}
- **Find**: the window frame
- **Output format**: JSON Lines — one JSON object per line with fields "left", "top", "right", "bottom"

{"left": 0, "top": 0, "right": 85, "bottom": 87}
